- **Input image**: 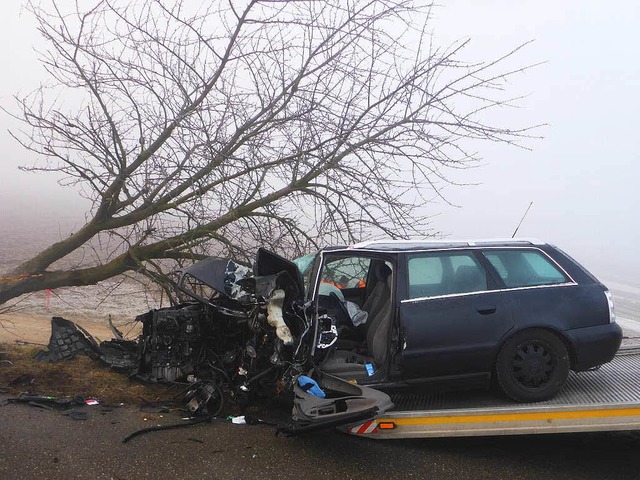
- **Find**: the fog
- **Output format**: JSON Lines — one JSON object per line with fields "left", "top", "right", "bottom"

{"left": 429, "top": 1, "right": 640, "bottom": 282}
{"left": 0, "top": 0, "right": 638, "bottom": 283}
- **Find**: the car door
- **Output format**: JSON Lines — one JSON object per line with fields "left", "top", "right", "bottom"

{"left": 480, "top": 247, "right": 591, "bottom": 330}
{"left": 281, "top": 370, "right": 394, "bottom": 434}
{"left": 255, "top": 249, "right": 394, "bottom": 434}
{"left": 398, "top": 250, "right": 514, "bottom": 379}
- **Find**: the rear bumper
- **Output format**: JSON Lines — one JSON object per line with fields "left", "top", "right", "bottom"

{"left": 566, "top": 322, "right": 623, "bottom": 371}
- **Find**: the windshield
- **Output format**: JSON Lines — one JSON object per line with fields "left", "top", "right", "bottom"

{"left": 292, "top": 252, "right": 318, "bottom": 296}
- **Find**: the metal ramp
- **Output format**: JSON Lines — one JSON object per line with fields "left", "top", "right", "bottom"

{"left": 345, "top": 348, "right": 640, "bottom": 439}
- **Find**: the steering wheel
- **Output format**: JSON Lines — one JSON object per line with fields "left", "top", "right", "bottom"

{"left": 329, "top": 291, "right": 351, "bottom": 327}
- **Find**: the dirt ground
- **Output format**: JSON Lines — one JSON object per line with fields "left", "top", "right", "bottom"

{"left": 0, "top": 312, "right": 137, "bottom": 346}
{"left": 0, "top": 312, "right": 172, "bottom": 405}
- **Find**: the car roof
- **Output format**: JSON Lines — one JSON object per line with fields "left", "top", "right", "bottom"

{"left": 323, "top": 238, "right": 548, "bottom": 253}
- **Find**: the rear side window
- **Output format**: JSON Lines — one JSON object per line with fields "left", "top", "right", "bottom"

{"left": 407, "top": 252, "right": 488, "bottom": 299}
{"left": 483, "top": 250, "right": 569, "bottom": 288}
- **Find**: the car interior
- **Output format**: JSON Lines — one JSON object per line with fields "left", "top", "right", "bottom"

{"left": 316, "top": 256, "right": 395, "bottom": 379}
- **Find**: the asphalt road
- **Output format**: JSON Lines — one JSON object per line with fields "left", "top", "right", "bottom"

{"left": 1, "top": 400, "right": 639, "bottom": 480}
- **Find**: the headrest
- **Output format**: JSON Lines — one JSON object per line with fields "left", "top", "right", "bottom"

{"left": 455, "top": 265, "right": 481, "bottom": 281}
{"left": 374, "top": 262, "right": 392, "bottom": 282}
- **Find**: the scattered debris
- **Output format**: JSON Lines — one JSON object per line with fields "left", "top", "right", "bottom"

{"left": 62, "top": 409, "right": 89, "bottom": 421}
{"left": 121, "top": 416, "right": 213, "bottom": 444}
{"left": 297, "top": 375, "right": 326, "bottom": 398}
{"left": 1, "top": 392, "right": 92, "bottom": 420}
{"left": 230, "top": 415, "right": 246, "bottom": 425}
{"left": 2, "top": 393, "right": 85, "bottom": 409}
{"left": 34, "top": 317, "right": 101, "bottom": 362}
{"left": 0, "top": 391, "right": 125, "bottom": 423}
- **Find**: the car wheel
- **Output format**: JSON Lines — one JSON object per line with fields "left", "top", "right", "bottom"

{"left": 495, "top": 329, "right": 570, "bottom": 402}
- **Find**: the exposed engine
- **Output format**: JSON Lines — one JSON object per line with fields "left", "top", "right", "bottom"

{"left": 133, "top": 293, "right": 310, "bottom": 392}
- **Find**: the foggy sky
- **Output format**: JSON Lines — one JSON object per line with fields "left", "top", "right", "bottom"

{"left": 0, "top": 0, "right": 638, "bottom": 281}
{"left": 429, "top": 0, "right": 640, "bottom": 280}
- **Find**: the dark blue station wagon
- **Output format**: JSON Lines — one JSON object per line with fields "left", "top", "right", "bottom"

{"left": 297, "top": 239, "right": 622, "bottom": 402}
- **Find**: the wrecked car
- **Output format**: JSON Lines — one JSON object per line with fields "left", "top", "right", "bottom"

{"left": 41, "top": 239, "right": 621, "bottom": 433}
{"left": 300, "top": 239, "right": 621, "bottom": 403}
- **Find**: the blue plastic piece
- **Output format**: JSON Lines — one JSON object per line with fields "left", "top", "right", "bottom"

{"left": 365, "top": 363, "right": 375, "bottom": 376}
{"left": 297, "top": 375, "right": 326, "bottom": 398}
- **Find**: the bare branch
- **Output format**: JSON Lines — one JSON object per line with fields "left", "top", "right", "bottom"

{"left": 1, "top": 0, "right": 538, "bottom": 305}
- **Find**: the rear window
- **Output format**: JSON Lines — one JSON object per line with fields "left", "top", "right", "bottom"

{"left": 483, "top": 249, "right": 569, "bottom": 288}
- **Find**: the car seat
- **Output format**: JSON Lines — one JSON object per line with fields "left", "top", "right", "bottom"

{"left": 320, "top": 263, "right": 393, "bottom": 378}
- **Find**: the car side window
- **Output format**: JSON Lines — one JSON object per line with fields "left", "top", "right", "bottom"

{"left": 483, "top": 249, "right": 569, "bottom": 288}
{"left": 407, "top": 252, "right": 488, "bottom": 299}
{"left": 321, "top": 257, "right": 370, "bottom": 289}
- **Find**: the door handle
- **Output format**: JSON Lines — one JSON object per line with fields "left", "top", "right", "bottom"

{"left": 476, "top": 305, "right": 497, "bottom": 315}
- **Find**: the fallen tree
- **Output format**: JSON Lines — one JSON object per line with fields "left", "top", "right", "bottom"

{"left": 1, "top": 0, "right": 536, "bottom": 306}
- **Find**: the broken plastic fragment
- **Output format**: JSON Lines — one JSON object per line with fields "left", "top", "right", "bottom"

{"left": 297, "top": 375, "right": 326, "bottom": 398}
{"left": 108, "top": 315, "right": 124, "bottom": 340}
{"left": 315, "top": 314, "right": 338, "bottom": 349}
{"left": 225, "top": 261, "right": 253, "bottom": 300}
{"left": 61, "top": 409, "right": 89, "bottom": 421}
{"left": 34, "top": 317, "right": 102, "bottom": 362}
{"left": 266, "top": 289, "right": 293, "bottom": 345}
{"left": 231, "top": 415, "right": 246, "bottom": 425}
{"left": 85, "top": 399, "right": 99, "bottom": 406}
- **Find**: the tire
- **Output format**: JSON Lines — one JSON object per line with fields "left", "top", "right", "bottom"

{"left": 495, "top": 329, "right": 570, "bottom": 402}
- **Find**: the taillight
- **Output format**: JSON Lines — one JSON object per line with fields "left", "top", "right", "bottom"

{"left": 604, "top": 290, "right": 616, "bottom": 323}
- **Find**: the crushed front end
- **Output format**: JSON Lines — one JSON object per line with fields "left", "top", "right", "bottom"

{"left": 97, "top": 249, "right": 319, "bottom": 414}
{"left": 38, "top": 248, "right": 391, "bottom": 431}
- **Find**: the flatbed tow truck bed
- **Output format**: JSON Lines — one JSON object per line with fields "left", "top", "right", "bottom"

{"left": 345, "top": 347, "right": 640, "bottom": 439}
